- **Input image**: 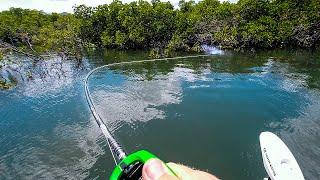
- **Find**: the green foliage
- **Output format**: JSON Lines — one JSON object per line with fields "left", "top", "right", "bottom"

{"left": 0, "top": 0, "right": 319, "bottom": 59}
{"left": 237, "top": 0, "right": 270, "bottom": 21}
{"left": 0, "top": 49, "right": 4, "bottom": 60}
{"left": 101, "top": 31, "right": 114, "bottom": 47}
{"left": 0, "top": 8, "right": 81, "bottom": 58}
{"left": 240, "top": 16, "right": 278, "bottom": 48}
{"left": 213, "top": 25, "right": 239, "bottom": 48}
{"left": 115, "top": 31, "right": 128, "bottom": 48}
{"left": 73, "top": 0, "right": 319, "bottom": 53}
{"left": 149, "top": 48, "right": 162, "bottom": 58}
{"left": 33, "top": 14, "right": 81, "bottom": 54}
{"left": 166, "top": 34, "right": 190, "bottom": 52}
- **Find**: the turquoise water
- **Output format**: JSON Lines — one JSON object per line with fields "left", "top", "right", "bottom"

{"left": 1, "top": 50, "right": 320, "bottom": 179}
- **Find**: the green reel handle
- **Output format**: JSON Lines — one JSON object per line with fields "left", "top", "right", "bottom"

{"left": 110, "top": 150, "right": 175, "bottom": 180}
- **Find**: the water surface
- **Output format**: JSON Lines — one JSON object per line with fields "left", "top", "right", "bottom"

{"left": 0, "top": 49, "right": 319, "bottom": 179}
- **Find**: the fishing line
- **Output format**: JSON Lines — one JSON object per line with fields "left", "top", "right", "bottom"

{"left": 84, "top": 54, "right": 210, "bottom": 166}
{"left": 84, "top": 54, "right": 305, "bottom": 180}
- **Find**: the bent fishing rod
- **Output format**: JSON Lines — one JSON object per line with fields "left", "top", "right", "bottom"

{"left": 84, "top": 54, "right": 209, "bottom": 179}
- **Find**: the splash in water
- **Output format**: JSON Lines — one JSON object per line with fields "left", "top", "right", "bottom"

{"left": 201, "top": 45, "right": 224, "bottom": 55}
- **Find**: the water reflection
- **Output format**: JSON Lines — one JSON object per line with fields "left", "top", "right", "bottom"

{"left": 88, "top": 53, "right": 320, "bottom": 179}
{"left": 91, "top": 66, "right": 214, "bottom": 132}
{"left": 245, "top": 57, "right": 320, "bottom": 180}
{"left": 0, "top": 120, "right": 105, "bottom": 179}
{"left": 267, "top": 91, "right": 320, "bottom": 180}
{"left": 0, "top": 54, "right": 89, "bottom": 95}
{"left": 0, "top": 56, "right": 106, "bottom": 179}
{"left": 1, "top": 49, "right": 320, "bottom": 180}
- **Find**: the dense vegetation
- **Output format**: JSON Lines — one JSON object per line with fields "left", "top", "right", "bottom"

{"left": 75, "top": 0, "right": 320, "bottom": 56}
{"left": 0, "top": 0, "right": 319, "bottom": 59}
{"left": 0, "top": 8, "right": 82, "bottom": 88}
{"left": 0, "top": 8, "right": 81, "bottom": 59}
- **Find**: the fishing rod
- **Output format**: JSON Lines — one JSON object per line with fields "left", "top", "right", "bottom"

{"left": 84, "top": 54, "right": 306, "bottom": 180}
{"left": 84, "top": 54, "right": 209, "bottom": 179}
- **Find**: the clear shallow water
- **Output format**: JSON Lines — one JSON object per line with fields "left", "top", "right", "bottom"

{"left": 1, "top": 49, "right": 320, "bottom": 179}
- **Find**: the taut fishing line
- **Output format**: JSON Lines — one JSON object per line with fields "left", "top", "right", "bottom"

{"left": 84, "top": 54, "right": 209, "bottom": 165}
{"left": 84, "top": 54, "right": 305, "bottom": 180}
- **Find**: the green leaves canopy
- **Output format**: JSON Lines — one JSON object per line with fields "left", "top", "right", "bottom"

{"left": 0, "top": 0, "right": 319, "bottom": 58}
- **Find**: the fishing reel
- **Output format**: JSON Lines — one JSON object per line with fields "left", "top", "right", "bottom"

{"left": 110, "top": 150, "right": 158, "bottom": 180}
{"left": 85, "top": 64, "right": 176, "bottom": 180}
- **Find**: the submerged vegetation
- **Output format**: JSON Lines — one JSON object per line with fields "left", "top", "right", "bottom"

{"left": 0, "top": 0, "right": 319, "bottom": 88}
